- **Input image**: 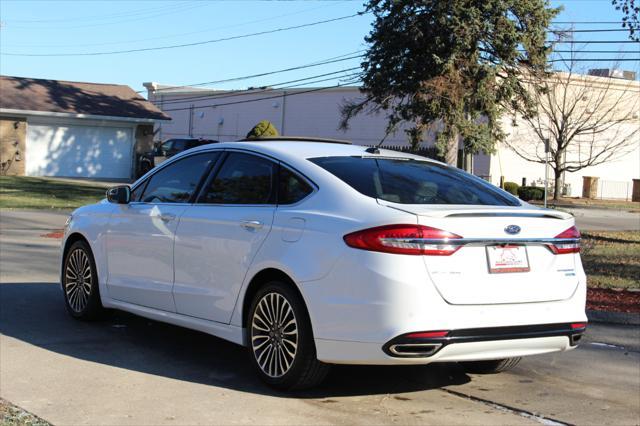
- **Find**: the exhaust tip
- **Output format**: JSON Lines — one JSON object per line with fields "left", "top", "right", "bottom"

{"left": 388, "top": 343, "right": 442, "bottom": 357}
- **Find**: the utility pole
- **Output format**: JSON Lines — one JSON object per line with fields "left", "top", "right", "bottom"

{"left": 544, "top": 138, "right": 549, "bottom": 208}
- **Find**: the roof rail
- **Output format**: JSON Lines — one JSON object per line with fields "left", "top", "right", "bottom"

{"left": 239, "top": 136, "right": 352, "bottom": 145}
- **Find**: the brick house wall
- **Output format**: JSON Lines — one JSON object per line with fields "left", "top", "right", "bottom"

{"left": 0, "top": 117, "right": 26, "bottom": 176}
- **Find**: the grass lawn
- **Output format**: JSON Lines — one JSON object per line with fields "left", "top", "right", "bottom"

{"left": 0, "top": 399, "right": 50, "bottom": 426}
{"left": 581, "top": 230, "right": 640, "bottom": 290}
{"left": 0, "top": 176, "right": 107, "bottom": 209}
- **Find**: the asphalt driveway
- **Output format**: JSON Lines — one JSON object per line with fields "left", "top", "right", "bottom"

{"left": 1, "top": 208, "right": 639, "bottom": 425}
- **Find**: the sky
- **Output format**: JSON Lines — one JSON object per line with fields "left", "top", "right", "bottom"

{"left": 0, "top": 0, "right": 638, "bottom": 97}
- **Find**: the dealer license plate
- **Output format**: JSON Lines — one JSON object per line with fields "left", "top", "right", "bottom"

{"left": 486, "top": 245, "right": 530, "bottom": 273}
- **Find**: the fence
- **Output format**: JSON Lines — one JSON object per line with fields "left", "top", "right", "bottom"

{"left": 597, "top": 180, "right": 633, "bottom": 201}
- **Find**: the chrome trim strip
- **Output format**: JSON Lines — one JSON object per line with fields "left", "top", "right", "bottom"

{"left": 388, "top": 343, "right": 442, "bottom": 357}
{"left": 381, "top": 237, "right": 580, "bottom": 246}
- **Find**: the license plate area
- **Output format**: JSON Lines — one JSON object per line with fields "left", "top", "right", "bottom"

{"left": 486, "top": 244, "right": 530, "bottom": 273}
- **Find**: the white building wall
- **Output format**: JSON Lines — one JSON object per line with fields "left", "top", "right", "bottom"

{"left": 147, "top": 85, "right": 493, "bottom": 178}
{"left": 491, "top": 79, "right": 640, "bottom": 200}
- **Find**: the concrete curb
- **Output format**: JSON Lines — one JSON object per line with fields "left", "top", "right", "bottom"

{"left": 587, "top": 310, "right": 640, "bottom": 326}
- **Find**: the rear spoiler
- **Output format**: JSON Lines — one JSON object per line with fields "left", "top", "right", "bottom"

{"left": 376, "top": 201, "right": 573, "bottom": 221}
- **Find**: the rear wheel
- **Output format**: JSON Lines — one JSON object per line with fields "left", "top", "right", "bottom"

{"left": 461, "top": 357, "right": 522, "bottom": 374}
{"left": 62, "top": 240, "right": 104, "bottom": 320}
{"left": 248, "top": 281, "right": 329, "bottom": 390}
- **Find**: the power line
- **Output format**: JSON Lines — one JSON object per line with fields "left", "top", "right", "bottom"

{"left": 552, "top": 21, "right": 625, "bottom": 24}
{"left": 551, "top": 40, "right": 640, "bottom": 43}
{"left": 153, "top": 67, "right": 360, "bottom": 106}
{"left": 161, "top": 82, "right": 360, "bottom": 113}
{"left": 1, "top": 13, "right": 365, "bottom": 57}
{"left": 1, "top": 1, "right": 199, "bottom": 23}
{"left": 550, "top": 28, "right": 631, "bottom": 32}
{"left": 549, "top": 58, "right": 640, "bottom": 62}
{"left": 551, "top": 49, "right": 640, "bottom": 53}
{"left": 140, "top": 51, "right": 364, "bottom": 93}
{"left": 4, "top": 2, "right": 211, "bottom": 30}
{"left": 2, "top": 4, "right": 331, "bottom": 48}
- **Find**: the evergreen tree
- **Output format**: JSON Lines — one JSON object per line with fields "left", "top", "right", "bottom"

{"left": 340, "top": 0, "right": 559, "bottom": 166}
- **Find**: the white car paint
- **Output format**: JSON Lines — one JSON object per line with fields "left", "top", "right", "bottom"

{"left": 61, "top": 140, "right": 587, "bottom": 366}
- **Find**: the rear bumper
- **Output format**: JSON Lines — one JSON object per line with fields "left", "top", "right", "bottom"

{"left": 316, "top": 333, "right": 578, "bottom": 365}
{"left": 302, "top": 249, "right": 587, "bottom": 365}
{"left": 382, "top": 322, "right": 586, "bottom": 359}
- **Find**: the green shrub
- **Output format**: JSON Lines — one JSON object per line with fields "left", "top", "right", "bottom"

{"left": 246, "top": 120, "right": 279, "bottom": 139}
{"left": 517, "top": 186, "right": 545, "bottom": 201}
{"left": 503, "top": 181, "right": 519, "bottom": 196}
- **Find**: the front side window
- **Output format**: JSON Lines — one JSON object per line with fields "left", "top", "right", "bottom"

{"left": 200, "top": 152, "right": 276, "bottom": 204}
{"left": 140, "top": 152, "right": 218, "bottom": 203}
{"left": 130, "top": 182, "right": 146, "bottom": 202}
{"left": 278, "top": 166, "right": 313, "bottom": 205}
{"left": 310, "top": 156, "right": 519, "bottom": 206}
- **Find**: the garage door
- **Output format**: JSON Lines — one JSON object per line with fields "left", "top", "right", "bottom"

{"left": 26, "top": 123, "right": 133, "bottom": 178}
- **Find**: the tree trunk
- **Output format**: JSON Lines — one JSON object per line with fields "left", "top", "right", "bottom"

{"left": 553, "top": 168, "right": 563, "bottom": 200}
{"left": 445, "top": 131, "right": 459, "bottom": 167}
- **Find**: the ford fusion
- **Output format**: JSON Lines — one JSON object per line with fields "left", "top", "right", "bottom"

{"left": 60, "top": 139, "right": 587, "bottom": 390}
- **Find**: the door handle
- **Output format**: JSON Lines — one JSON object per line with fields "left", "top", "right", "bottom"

{"left": 159, "top": 213, "right": 176, "bottom": 222}
{"left": 240, "top": 220, "right": 263, "bottom": 230}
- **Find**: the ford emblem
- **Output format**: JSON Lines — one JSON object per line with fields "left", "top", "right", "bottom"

{"left": 504, "top": 225, "right": 521, "bottom": 235}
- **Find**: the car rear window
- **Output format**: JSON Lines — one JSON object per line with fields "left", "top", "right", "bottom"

{"left": 309, "top": 156, "right": 519, "bottom": 206}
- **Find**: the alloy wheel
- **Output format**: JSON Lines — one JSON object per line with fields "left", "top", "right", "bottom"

{"left": 65, "top": 248, "right": 92, "bottom": 313}
{"left": 251, "top": 292, "right": 298, "bottom": 378}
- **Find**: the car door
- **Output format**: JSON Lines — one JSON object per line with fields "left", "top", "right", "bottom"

{"left": 173, "top": 151, "right": 277, "bottom": 323}
{"left": 106, "top": 151, "right": 219, "bottom": 311}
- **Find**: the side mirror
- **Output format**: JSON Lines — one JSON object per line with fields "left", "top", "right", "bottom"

{"left": 106, "top": 185, "right": 131, "bottom": 204}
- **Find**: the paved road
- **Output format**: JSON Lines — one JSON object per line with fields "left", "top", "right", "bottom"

{"left": 1, "top": 209, "right": 639, "bottom": 425}
{"left": 562, "top": 207, "right": 640, "bottom": 231}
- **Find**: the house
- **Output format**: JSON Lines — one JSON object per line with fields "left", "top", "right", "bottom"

{"left": 143, "top": 71, "right": 639, "bottom": 199}
{"left": 1, "top": 76, "right": 170, "bottom": 179}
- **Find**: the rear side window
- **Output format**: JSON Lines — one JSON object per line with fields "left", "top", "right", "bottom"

{"left": 140, "top": 152, "right": 218, "bottom": 203}
{"left": 278, "top": 166, "right": 313, "bottom": 205}
{"left": 310, "top": 156, "right": 519, "bottom": 206}
{"left": 200, "top": 152, "right": 276, "bottom": 204}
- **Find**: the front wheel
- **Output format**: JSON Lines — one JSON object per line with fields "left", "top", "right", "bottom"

{"left": 62, "top": 240, "right": 105, "bottom": 320}
{"left": 248, "top": 281, "right": 329, "bottom": 390}
{"left": 461, "top": 357, "right": 522, "bottom": 374}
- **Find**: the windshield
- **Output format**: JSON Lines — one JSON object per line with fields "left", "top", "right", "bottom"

{"left": 310, "top": 156, "right": 520, "bottom": 206}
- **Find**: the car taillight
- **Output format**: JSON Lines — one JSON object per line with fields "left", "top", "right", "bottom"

{"left": 548, "top": 226, "right": 581, "bottom": 254}
{"left": 343, "top": 224, "right": 462, "bottom": 256}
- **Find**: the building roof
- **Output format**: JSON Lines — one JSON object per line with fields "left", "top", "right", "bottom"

{"left": 1, "top": 75, "right": 171, "bottom": 121}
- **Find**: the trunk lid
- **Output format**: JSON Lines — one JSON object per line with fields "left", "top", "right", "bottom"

{"left": 380, "top": 202, "right": 580, "bottom": 305}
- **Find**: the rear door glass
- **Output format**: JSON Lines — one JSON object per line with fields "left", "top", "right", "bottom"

{"left": 310, "top": 156, "right": 519, "bottom": 206}
{"left": 199, "top": 152, "right": 276, "bottom": 204}
{"left": 278, "top": 166, "right": 313, "bottom": 205}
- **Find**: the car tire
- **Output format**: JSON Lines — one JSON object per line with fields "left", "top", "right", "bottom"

{"left": 461, "top": 357, "right": 522, "bottom": 374}
{"left": 62, "top": 240, "right": 105, "bottom": 320}
{"left": 247, "top": 281, "right": 330, "bottom": 390}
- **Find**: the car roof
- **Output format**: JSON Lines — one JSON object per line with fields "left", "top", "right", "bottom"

{"left": 188, "top": 140, "right": 444, "bottom": 165}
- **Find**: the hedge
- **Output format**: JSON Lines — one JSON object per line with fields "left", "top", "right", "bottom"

{"left": 503, "top": 181, "right": 519, "bottom": 196}
{"left": 517, "top": 186, "right": 545, "bottom": 201}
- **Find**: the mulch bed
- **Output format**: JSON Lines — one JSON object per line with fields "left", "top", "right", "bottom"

{"left": 587, "top": 288, "right": 640, "bottom": 314}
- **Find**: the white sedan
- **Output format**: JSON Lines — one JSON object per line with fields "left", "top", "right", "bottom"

{"left": 60, "top": 138, "right": 587, "bottom": 390}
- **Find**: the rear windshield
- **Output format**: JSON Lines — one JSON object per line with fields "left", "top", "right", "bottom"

{"left": 310, "top": 156, "right": 520, "bottom": 206}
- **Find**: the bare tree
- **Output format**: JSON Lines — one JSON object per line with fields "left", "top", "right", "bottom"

{"left": 505, "top": 54, "right": 639, "bottom": 200}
